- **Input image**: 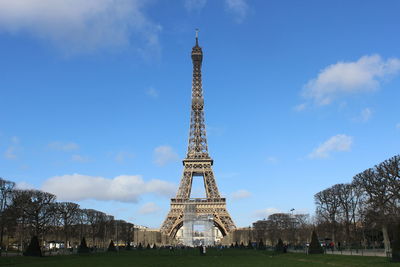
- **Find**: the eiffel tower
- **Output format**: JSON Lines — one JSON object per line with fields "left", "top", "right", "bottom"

{"left": 160, "top": 31, "right": 236, "bottom": 239}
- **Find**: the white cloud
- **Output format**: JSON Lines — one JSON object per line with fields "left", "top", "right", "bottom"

{"left": 0, "top": 0, "right": 161, "bottom": 54}
{"left": 3, "top": 136, "right": 21, "bottom": 159}
{"left": 253, "top": 208, "right": 280, "bottom": 219}
{"left": 146, "top": 87, "right": 159, "bottom": 98}
{"left": 231, "top": 189, "right": 251, "bottom": 200}
{"left": 4, "top": 146, "right": 17, "bottom": 159}
{"left": 154, "top": 145, "right": 179, "bottom": 166}
{"left": 184, "top": 0, "right": 207, "bottom": 12}
{"left": 42, "top": 174, "right": 176, "bottom": 202}
{"left": 359, "top": 108, "right": 372, "bottom": 122}
{"left": 396, "top": 123, "right": 400, "bottom": 130}
{"left": 15, "top": 181, "right": 35, "bottom": 190}
{"left": 139, "top": 202, "right": 160, "bottom": 214}
{"left": 114, "top": 151, "right": 135, "bottom": 163}
{"left": 293, "top": 103, "right": 307, "bottom": 112}
{"left": 48, "top": 141, "right": 79, "bottom": 151}
{"left": 146, "top": 179, "right": 177, "bottom": 197}
{"left": 225, "top": 0, "right": 249, "bottom": 23}
{"left": 303, "top": 55, "right": 400, "bottom": 105}
{"left": 11, "top": 136, "right": 20, "bottom": 144}
{"left": 309, "top": 134, "right": 353, "bottom": 159}
{"left": 71, "top": 154, "right": 90, "bottom": 163}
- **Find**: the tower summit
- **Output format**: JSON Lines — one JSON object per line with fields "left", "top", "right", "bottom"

{"left": 188, "top": 29, "right": 208, "bottom": 160}
{"left": 160, "top": 32, "right": 236, "bottom": 242}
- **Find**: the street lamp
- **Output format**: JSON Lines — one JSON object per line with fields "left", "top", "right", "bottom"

{"left": 290, "top": 209, "right": 295, "bottom": 246}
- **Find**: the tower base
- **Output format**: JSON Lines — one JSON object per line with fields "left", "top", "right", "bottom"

{"left": 160, "top": 198, "right": 235, "bottom": 239}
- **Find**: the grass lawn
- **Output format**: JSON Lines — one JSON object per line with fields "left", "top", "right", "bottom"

{"left": 0, "top": 249, "right": 398, "bottom": 267}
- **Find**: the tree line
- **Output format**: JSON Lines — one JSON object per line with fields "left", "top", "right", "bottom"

{"left": 0, "top": 177, "right": 134, "bottom": 252}
{"left": 314, "top": 154, "right": 400, "bottom": 252}
{"left": 252, "top": 213, "right": 312, "bottom": 247}
{"left": 251, "top": 155, "right": 399, "bottom": 252}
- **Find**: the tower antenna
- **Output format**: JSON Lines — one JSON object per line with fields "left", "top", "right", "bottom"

{"left": 195, "top": 28, "right": 199, "bottom": 46}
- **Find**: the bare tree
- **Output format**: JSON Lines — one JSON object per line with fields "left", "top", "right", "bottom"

{"left": 353, "top": 167, "right": 398, "bottom": 253}
{"left": 376, "top": 155, "right": 400, "bottom": 200}
{"left": 294, "top": 214, "right": 312, "bottom": 245}
{"left": 56, "top": 202, "right": 80, "bottom": 249}
{"left": 0, "top": 176, "right": 136, "bottom": 251}
{"left": 267, "top": 213, "right": 293, "bottom": 244}
{"left": 11, "top": 190, "right": 57, "bottom": 241}
{"left": 83, "top": 209, "right": 107, "bottom": 248}
{"left": 102, "top": 215, "right": 114, "bottom": 248}
{"left": 334, "top": 183, "right": 363, "bottom": 244}
{"left": 0, "top": 178, "right": 15, "bottom": 250}
{"left": 114, "top": 220, "right": 134, "bottom": 247}
{"left": 315, "top": 186, "right": 340, "bottom": 243}
{"left": 124, "top": 222, "right": 134, "bottom": 246}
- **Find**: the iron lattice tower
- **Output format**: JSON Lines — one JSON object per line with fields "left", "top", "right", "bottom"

{"left": 160, "top": 32, "right": 236, "bottom": 238}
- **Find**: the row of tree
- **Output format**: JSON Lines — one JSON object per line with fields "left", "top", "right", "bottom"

{"left": 252, "top": 213, "right": 312, "bottom": 246}
{"left": 0, "top": 177, "right": 134, "bottom": 252}
{"left": 250, "top": 155, "right": 399, "bottom": 252}
{"left": 314, "top": 155, "right": 400, "bottom": 252}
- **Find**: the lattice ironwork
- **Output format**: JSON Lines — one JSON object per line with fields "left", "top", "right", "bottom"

{"left": 187, "top": 34, "right": 209, "bottom": 159}
{"left": 160, "top": 32, "right": 236, "bottom": 238}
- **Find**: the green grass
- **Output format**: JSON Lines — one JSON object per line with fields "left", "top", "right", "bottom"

{"left": 0, "top": 249, "right": 398, "bottom": 267}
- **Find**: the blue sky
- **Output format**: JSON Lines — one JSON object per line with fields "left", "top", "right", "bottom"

{"left": 1, "top": 0, "right": 400, "bottom": 228}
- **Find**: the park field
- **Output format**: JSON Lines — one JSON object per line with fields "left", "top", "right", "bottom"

{"left": 0, "top": 249, "right": 398, "bottom": 267}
